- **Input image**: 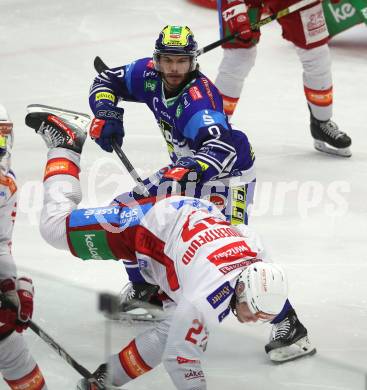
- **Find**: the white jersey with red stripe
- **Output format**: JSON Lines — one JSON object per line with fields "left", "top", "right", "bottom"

{"left": 137, "top": 196, "right": 264, "bottom": 324}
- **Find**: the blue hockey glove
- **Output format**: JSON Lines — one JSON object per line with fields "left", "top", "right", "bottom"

{"left": 90, "top": 103, "right": 124, "bottom": 152}
{"left": 160, "top": 157, "right": 204, "bottom": 184}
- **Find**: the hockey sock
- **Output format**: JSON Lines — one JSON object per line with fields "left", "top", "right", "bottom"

{"left": 304, "top": 85, "right": 333, "bottom": 121}
{"left": 271, "top": 299, "right": 293, "bottom": 324}
{"left": 222, "top": 94, "right": 239, "bottom": 117}
{"left": 4, "top": 365, "right": 47, "bottom": 390}
{"left": 123, "top": 260, "right": 146, "bottom": 283}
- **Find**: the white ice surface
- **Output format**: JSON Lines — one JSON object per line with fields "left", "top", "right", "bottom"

{"left": 1, "top": 0, "right": 367, "bottom": 389}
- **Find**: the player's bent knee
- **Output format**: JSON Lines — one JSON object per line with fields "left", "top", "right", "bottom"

{"left": 39, "top": 212, "right": 69, "bottom": 250}
{"left": 219, "top": 47, "right": 257, "bottom": 80}
{"left": 297, "top": 44, "right": 331, "bottom": 76}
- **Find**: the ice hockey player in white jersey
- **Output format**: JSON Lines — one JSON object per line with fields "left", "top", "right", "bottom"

{"left": 25, "top": 109, "right": 316, "bottom": 389}
{"left": 0, "top": 105, "right": 48, "bottom": 389}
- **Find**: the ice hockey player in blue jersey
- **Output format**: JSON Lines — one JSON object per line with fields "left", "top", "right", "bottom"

{"left": 89, "top": 25, "right": 255, "bottom": 210}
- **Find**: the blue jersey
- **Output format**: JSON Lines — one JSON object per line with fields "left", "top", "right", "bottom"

{"left": 89, "top": 58, "right": 254, "bottom": 183}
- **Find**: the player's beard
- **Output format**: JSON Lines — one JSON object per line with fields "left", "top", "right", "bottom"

{"left": 162, "top": 73, "right": 190, "bottom": 97}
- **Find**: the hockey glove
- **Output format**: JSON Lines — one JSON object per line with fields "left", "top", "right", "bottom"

{"left": 160, "top": 157, "right": 203, "bottom": 184}
{"left": 222, "top": 1, "right": 253, "bottom": 41}
{"left": 90, "top": 103, "right": 125, "bottom": 152}
{"left": 0, "top": 277, "right": 34, "bottom": 332}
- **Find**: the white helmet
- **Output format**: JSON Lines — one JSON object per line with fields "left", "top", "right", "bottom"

{"left": 0, "top": 104, "right": 13, "bottom": 172}
{"left": 235, "top": 262, "right": 288, "bottom": 317}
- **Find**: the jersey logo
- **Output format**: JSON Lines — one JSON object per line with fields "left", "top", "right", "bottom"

{"left": 203, "top": 193, "right": 226, "bottom": 211}
{"left": 203, "top": 113, "right": 215, "bottom": 125}
{"left": 147, "top": 59, "right": 155, "bottom": 69}
{"left": 175, "top": 103, "right": 183, "bottom": 118}
{"left": 68, "top": 230, "right": 117, "bottom": 260}
{"left": 120, "top": 203, "right": 153, "bottom": 228}
{"left": 207, "top": 241, "right": 256, "bottom": 266}
{"left": 218, "top": 306, "right": 231, "bottom": 322}
{"left": 144, "top": 79, "right": 157, "bottom": 92}
{"left": 219, "top": 258, "right": 260, "bottom": 275}
{"left": 177, "top": 356, "right": 200, "bottom": 365}
{"left": 189, "top": 86, "right": 203, "bottom": 101}
{"left": 206, "top": 281, "right": 233, "bottom": 309}
{"left": 95, "top": 91, "right": 116, "bottom": 103}
{"left": 200, "top": 78, "right": 216, "bottom": 109}
{"left": 69, "top": 206, "right": 120, "bottom": 228}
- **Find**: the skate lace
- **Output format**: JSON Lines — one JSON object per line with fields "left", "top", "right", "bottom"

{"left": 120, "top": 283, "right": 136, "bottom": 304}
{"left": 320, "top": 120, "right": 345, "bottom": 139}
{"left": 94, "top": 364, "right": 107, "bottom": 388}
{"left": 96, "top": 372, "right": 106, "bottom": 386}
{"left": 44, "top": 126, "right": 66, "bottom": 147}
{"left": 272, "top": 318, "right": 291, "bottom": 341}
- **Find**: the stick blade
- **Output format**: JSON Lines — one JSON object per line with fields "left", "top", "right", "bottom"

{"left": 94, "top": 56, "right": 108, "bottom": 73}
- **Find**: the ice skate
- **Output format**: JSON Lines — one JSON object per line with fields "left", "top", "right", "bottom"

{"left": 27, "top": 104, "right": 91, "bottom": 130}
{"left": 265, "top": 309, "right": 316, "bottom": 363}
{"left": 310, "top": 113, "right": 351, "bottom": 157}
{"left": 108, "top": 282, "right": 166, "bottom": 322}
{"left": 25, "top": 105, "right": 90, "bottom": 153}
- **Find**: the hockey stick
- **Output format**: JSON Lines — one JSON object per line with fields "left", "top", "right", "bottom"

{"left": 94, "top": 56, "right": 108, "bottom": 74}
{"left": 0, "top": 295, "right": 103, "bottom": 389}
{"left": 111, "top": 139, "right": 151, "bottom": 197}
{"left": 93, "top": 57, "right": 151, "bottom": 197}
{"left": 197, "top": 0, "right": 319, "bottom": 55}
{"left": 95, "top": 0, "right": 318, "bottom": 64}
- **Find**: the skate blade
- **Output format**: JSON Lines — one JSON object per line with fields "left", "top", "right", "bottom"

{"left": 314, "top": 140, "right": 352, "bottom": 158}
{"left": 268, "top": 336, "right": 317, "bottom": 363}
{"left": 26, "top": 104, "right": 91, "bottom": 130}
{"left": 105, "top": 307, "right": 166, "bottom": 323}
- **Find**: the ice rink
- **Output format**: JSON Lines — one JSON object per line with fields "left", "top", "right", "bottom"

{"left": 1, "top": 0, "right": 367, "bottom": 388}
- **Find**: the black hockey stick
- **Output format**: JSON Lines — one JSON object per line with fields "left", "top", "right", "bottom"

{"left": 197, "top": 0, "right": 319, "bottom": 55}
{"left": 0, "top": 295, "right": 103, "bottom": 389}
{"left": 94, "top": 0, "right": 318, "bottom": 65}
{"left": 93, "top": 57, "right": 151, "bottom": 197}
{"left": 111, "top": 139, "right": 151, "bottom": 197}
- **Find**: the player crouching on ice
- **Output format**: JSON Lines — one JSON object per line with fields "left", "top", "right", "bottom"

{"left": 25, "top": 111, "right": 315, "bottom": 389}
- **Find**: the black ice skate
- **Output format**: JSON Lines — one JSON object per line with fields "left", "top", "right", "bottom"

{"left": 25, "top": 104, "right": 90, "bottom": 153}
{"left": 310, "top": 113, "right": 352, "bottom": 157}
{"left": 109, "top": 282, "right": 165, "bottom": 322}
{"left": 76, "top": 364, "right": 107, "bottom": 390}
{"left": 265, "top": 309, "right": 316, "bottom": 363}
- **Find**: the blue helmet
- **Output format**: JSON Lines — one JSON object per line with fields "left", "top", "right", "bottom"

{"left": 153, "top": 25, "right": 198, "bottom": 72}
